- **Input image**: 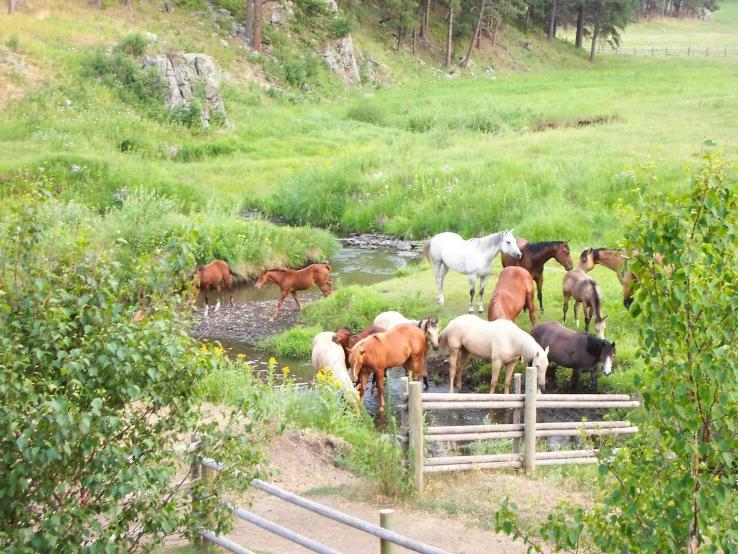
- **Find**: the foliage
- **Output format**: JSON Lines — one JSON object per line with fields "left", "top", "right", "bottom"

{"left": 0, "top": 192, "right": 269, "bottom": 552}
{"left": 328, "top": 15, "right": 354, "bottom": 38}
{"left": 112, "top": 33, "right": 149, "bottom": 57}
{"left": 495, "top": 156, "right": 738, "bottom": 552}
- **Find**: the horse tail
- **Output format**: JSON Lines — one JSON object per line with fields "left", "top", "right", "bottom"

{"left": 229, "top": 269, "right": 247, "bottom": 283}
{"left": 422, "top": 242, "right": 431, "bottom": 263}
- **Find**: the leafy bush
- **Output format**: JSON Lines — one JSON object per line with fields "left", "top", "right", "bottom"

{"left": 173, "top": 0, "right": 206, "bottom": 8}
{"left": 346, "top": 104, "right": 387, "bottom": 126}
{"left": 0, "top": 193, "right": 269, "bottom": 551}
{"left": 113, "top": 33, "right": 149, "bottom": 57}
{"left": 328, "top": 16, "right": 353, "bottom": 38}
{"left": 495, "top": 156, "right": 738, "bottom": 552}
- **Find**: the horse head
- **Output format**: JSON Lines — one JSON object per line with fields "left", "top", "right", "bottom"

{"left": 579, "top": 247, "right": 596, "bottom": 271}
{"left": 333, "top": 327, "right": 353, "bottom": 347}
{"left": 532, "top": 345, "right": 550, "bottom": 390}
{"left": 555, "top": 242, "right": 574, "bottom": 271}
{"left": 600, "top": 340, "right": 616, "bottom": 376}
{"left": 254, "top": 270, "right": 270, "bottom": 289}
{"left": 501, "top": 230, "right": 522, "bottom": 260}
{"left": 419, "top": 317, "right": 440, "bottom": 350}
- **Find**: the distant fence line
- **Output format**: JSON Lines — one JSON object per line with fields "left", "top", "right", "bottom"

{"left": 598, "top": 44, "right": 738, "bottom": 57}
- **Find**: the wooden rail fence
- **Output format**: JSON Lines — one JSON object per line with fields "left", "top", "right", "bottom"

{"left": 191, "top": 457, "right": 452, "bottom": 553}
{"left": 400, "top": 368, "right": 640, "bottom": 492}
{"left": 598, "top": 44, "right": 738, "bottom": 57}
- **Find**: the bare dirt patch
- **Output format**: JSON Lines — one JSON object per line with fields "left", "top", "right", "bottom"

{"left": 533, "top": 114, "right": 620, "bottom": 132}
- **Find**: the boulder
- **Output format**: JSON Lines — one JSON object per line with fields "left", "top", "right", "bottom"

{"left": 143, "top": 53, "right": 226, "bottom": 126}
{"left": 270, "top": 1, "right": 295, "bottom": 25}
{"left": 321, "top": 36, "right": 360, "bottom": 85}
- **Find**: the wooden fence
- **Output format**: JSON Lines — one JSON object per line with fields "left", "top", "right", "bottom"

{"left": 192, "top": 457, "right": 452, "bottom": 554}
{"left": 400, "top": 368, "right": 640, "bottom": 492}
{"left": 598, "top": 44, "right": 738, "bottom": 57}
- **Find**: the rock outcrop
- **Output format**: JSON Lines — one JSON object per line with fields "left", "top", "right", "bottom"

{"left": 143, "top": 53, "right": 226, "bottom": 126}
{"left": 321, "top": 36, "right": 360, "bottom": 86}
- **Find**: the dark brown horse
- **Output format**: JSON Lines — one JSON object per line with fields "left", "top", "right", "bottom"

{"left": 333, "top": 325, "right": 384, "bottom": 369}
{"left": 197, "top": 259, "right": 244, "bottom": 316}
{"left": 501, "top": 238, "right": 574, "bottom": 312}
{"left": 255, "top": 263, "right": 333, "bottom": 321}
{"left": 487, "top": 266, "right": 536, "bottom": 327}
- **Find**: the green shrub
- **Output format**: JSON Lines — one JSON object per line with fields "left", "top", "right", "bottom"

{"left": 113, "top": 33, "right": 148, "bottom": 57}
{"left": 173, "top": 0, "right": 206, "bottom": 8}
{"left": 346, "top": 104, "right": 387, "bottom": 126}
{"left": 5, "top": 34, "right": 19, "bottom": 52}
{"left": 259, "top": 325, "right": 323, "bottom": 358}
{"left": 328, "top": 16, "right": 353, "bottom": 38}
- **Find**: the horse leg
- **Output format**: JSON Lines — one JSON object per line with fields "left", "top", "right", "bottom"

{"left": 467, "top": 274, "right": 476, "bottom": 313}
{"left": 456, "top": 348, "right": 470, "bottom": 390}
{"left": 535, "top": 273, "right": 544, "bottom": 313}
{"left": 291, "top": 291, "right": 302, "bottom": 310}
{"left": 448, "top": 348, "right": 459, "bottom": 393}
{"left": 271, "top": 291, "right": 289, "bottom": 321}
{"left": 503, "top": 360, "right": 517, "bottom": 394}
{"left": 573, "top": 300, "right": 581, "bottom": 328}
{"left": 358, "top": 372, "right": 368, "bottom": 401}
{"left": 478, "top": 273, "right": 492, "bottom": 313}
{"left": 225, "top": 275, "right": 234, "bottom": 306}
{"left": 434, "top": 262, "right": 449, "bottom": 305}
{"left": 584, "top": 302, "right": 592, "bottom": 333}
{"left": 376, "top": 369, "right": 386, "bottom": 412}
{"left": 490, "top": 359, "right": 503, "bottom": 393}
{"left": 569, "top": 368, "right": 581, "bottom": 392}
{"left": 591, "top": 368, "right": 599, "bottom": 392}
{"left": 562, "top": 292, "right": 570, "bottom": 323}
{"left": 203, "top": 285, "right": 210, "bottom": 318}
{"left": 214, "top": 283, "right": 222, "bottom": 312}
{"left": 527, "top": 289, "right": 536, "bottom": 327}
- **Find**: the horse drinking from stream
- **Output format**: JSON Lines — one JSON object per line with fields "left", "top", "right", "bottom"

{"left": 196, "top": 259, "right": 244, "bottom": 317}
{"left": 500, "top": 238, "right": 574, "bottom": 313}
{"left": 424, "top": 230, "right": 522, "bottom": 313}
{"left": 439, "top": 315, "right": 549, "bottom": 394}
{"left": 255, "top": 263, "right": 333, "bottom": 321}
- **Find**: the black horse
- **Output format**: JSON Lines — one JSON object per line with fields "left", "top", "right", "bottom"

{"left": 531, "top": 321, "right": 615, "bottom": 391}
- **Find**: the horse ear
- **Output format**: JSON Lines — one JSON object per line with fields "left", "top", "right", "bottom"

{"left": 603, "top": 315, "right": 609, "bottom": 321}
{"left": 544, "top": 346, "right": 549, "bottom": 356}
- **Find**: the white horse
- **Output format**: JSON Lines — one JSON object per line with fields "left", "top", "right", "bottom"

{"left": 311, "top": 331, "right": 359, "bottom": 400}
{"left": 373, "top": 310, "right": 419, "bottom": 330}
{"left": 424, "top": 230, "right": 522, "bottom": 313}
{"left": 439, "top": 315, "right": 549, "bottom": 394}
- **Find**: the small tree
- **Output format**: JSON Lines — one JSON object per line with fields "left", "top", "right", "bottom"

{"left": 496, "top": 156, "right": 738, "bottom": 552}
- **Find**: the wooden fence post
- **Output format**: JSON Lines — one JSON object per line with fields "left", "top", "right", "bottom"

{"left": 408, "top": 381, "right": 424, "bottom": 493}
{"left": 380, "top": 509, "right": 395, "bottom": 554}
{"left": 523, "top": 367, "right": 537, "bottom": 475}
{"left": 512, "top": 373, "right": 522, "bottom": 457}
{"left": 400, "top": 377, "right": 409, "bottom": 460}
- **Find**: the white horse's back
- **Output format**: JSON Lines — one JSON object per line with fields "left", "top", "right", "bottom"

{"left": 311, "top": 331, "right": 356, "bottom": 395}
{"left": 442, "top": 315, "right": 532, "bottom": 361}
{"left": 373, "top": 310, "right": 418, "bottom": 331}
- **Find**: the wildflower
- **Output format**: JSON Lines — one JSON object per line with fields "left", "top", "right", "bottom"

{"left": 268, "top": 356, "right": 277, "bottom": 365}
{"left": 281, "top": 366, "right": 291, "bottom": 375}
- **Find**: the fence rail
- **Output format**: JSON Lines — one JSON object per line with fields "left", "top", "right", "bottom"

{"left": 195, "top": 458, "right": 451, "bottom": 554}
{"left": 598, "top": 44, "right": 738, "bottom": 57}
{"left": 401, "top": 369, "right": 640, "bottom": 492}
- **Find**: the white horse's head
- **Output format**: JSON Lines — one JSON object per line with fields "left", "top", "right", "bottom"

{"left": 501, "top": 229, "right": 522, "bottom": 259}
{"left": 532, "top": 345, "right": 549, "bottom": 390}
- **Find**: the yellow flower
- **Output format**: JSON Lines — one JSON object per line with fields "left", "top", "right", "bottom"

{"left": 268, "top": 356, "right": 277, "bottom": 365}
{"left": 281, "top": 366, "right": 291, "bottom": 375}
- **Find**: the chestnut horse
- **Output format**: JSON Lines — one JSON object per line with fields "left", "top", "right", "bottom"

{"left": 349, "top": 323, "right": 430, "bottom": 412}
{"left": 333, "top": 324, "right": 384, "bottom": 376}
{"left": 487, "top": 266, "right": 536, "bottom": 327}
{"left": 562, "top": 268, "right": 607, "bottom": 338}
{"left": 501, "top": 238, "right": 574, "bottom": 313}
{"left": 255, "top": 263, "right": 333, "bottom": 321}
{"left": 197, "top": 259, "right": 244, "bottom": 316}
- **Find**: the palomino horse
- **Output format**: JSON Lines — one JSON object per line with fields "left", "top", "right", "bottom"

{"left": 487, "top": 266, "right": 536, "bottom": 327}
{"left": 424, "top": 230, "right": 522, "bottom": 313}
{"left": 349, "top": 323, "right": 431, "bottom": 412}
{"left": 562, "top": 268, "right": 607, "bottom": 338}
{"left": 255, "top": 263, "right": 333, "bottom": 321}
{"left": 500, "top": 238, "right": 574, "bottom": 313}
{"left": 372, "top": 312, "right": 441, "bottom": 389}
{"left": 311, "top": 332, "right": 360, "bottom": 404}
{"left": 531, "top": 322, "right": 615, "bottom": 392}
{"left": 197, "top": 259, "right": 244, "bottom": 316}
{"left": 439, "top": 314, "right": 549, "bottom": 394}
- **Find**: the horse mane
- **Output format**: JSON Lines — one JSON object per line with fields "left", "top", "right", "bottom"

{"left": 584, "top": 334, "right": 606, "bottom": 357}
{"left": 525, "top": 241, "right": 567, "bottom": 253}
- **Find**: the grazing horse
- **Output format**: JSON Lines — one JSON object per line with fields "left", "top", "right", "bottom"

{"left": 333, "top": 324, "right": 384, "bottom": 374}
{"left": 500, "top": 238, "right": 574, "bottom": 313}
{"left": 562, "top": 268, "right": 607, "bottom": 338}
{"left": 196, "top": 259, "right": 244, "bottom": 316}
{"left": 487, "top": 266, "right": 536, "bottom": 327}
{"left": 439, "top": 315, "right": 549, "bottom": 394}
{"left": 372, "top": 312, "right": 441, "bottom": 389}
{"left": 531, "top": 322, "right": 615, "bottom": 392}
{"left": 424, "top": 230, "right": 522, "bottom": 313}
{"left": 349, "top": 323, "right": 430, "bottom": 412}
{"left": 255, "top": 263, "right": 333, "bottom": 321}
{"left": 311, "top": 331, "right": 360, "bottom": 402}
